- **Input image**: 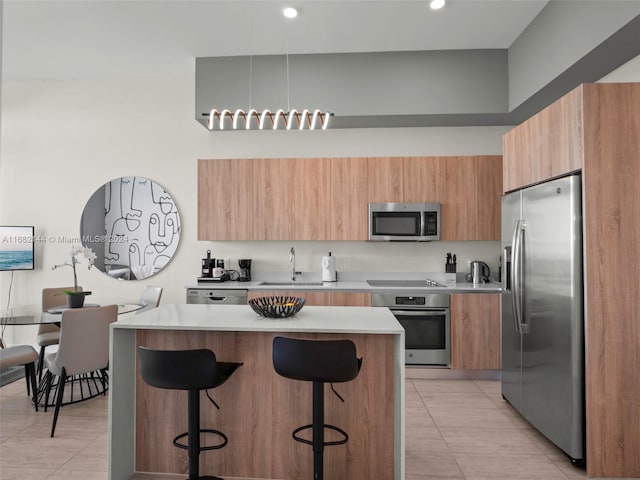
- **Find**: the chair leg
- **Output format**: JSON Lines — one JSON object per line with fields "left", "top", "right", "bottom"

{"left": 43, "top": 371, "right": 53, "bottom": 412}
{"left": 312, "top": 381, "right": 325, "bottom": 480}
{"left": 24, "top": 364, "right": 31, "bottom": 396}
{"left": 187, "top": 389, "right": 200, "bottom": 480}
{"left": 51, "top": 368, "right": 67, "bottom": 438}
{"left": 24, "top": 363, "right": 38, "bottom": 412}
{"left": 37, "top": 346, "right": 46, "bottom": 382}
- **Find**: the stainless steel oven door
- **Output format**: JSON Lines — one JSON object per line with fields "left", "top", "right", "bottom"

{"left": 390, "top": 308, "right": 450, "bottom": 366}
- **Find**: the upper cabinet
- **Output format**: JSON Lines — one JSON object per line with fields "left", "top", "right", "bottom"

{"left": 199, "top": 155, "right": 502, "bottom": 241}
{"left": 502, "top": 88, "right": 583, "bottom": 193}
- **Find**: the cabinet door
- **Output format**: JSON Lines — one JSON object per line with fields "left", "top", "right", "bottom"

{"left": 437, "top": 157, "right": 477, "bottom": 240}
{"left": 331, "top": 292, "right": 371, "bottom": 306}
{"left": 331, "top": 157, "right": 368, "bottom": 240}
{"left": 290, "top": 158, "right": 331, "bottom": 240}
{"left": 253, "top": 158, "right": 291, "bottom": 240}
{"left": 198, "top": 159, "right": 254, "bottom": 240}
{"left": 450, "top": 293, "right": 500, "bottom": 370}
{"left": 367, "top": 157, "right": 404, "bottom": 202}
{"left": 502, "top": 87, "right": 582, "bottom": 193}
{"left": 403, "top": 157, "right": 439, "bottom": 202}
{"left": 474, "top": 156, "right": 502, "bottom": 240}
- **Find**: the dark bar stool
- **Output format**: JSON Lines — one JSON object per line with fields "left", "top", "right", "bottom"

{"left": 272, "top": 336, "right": 362, "bottom": 480}
{"left": 138, "top": 347, "right": 242, "bottom": 480}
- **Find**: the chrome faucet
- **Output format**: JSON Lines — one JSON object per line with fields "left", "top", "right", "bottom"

{"left": 290, "top": 246, "right": 301, "bottom": 281}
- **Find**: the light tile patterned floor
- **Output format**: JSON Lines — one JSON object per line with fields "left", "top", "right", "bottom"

{"left": 0, "top": 377, "right": 588, "bottom": 479}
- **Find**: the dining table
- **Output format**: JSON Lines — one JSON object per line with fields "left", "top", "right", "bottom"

{"left": 1, "top": 300, "right": 145, "bottom": 405}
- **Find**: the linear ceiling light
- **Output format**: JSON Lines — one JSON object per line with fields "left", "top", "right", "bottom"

{"left": 207, "top": 108, "right": 331, "bottom": 131}
{"left": 206, "top": 4, "right": 331, "bottom": 132}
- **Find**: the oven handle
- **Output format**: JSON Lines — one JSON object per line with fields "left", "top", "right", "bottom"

{"left": 389, "top": 309, "right": 448, "bottom": 317}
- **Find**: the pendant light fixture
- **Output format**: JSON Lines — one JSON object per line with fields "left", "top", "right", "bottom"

{"left": 207, "top": 3, "right": 331, "bottom": 131}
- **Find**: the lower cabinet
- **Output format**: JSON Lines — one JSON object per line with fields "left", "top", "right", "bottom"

{"left": 247, "top": 291, "right": 371, "bottom": 306}
{"left": 450, "top": 293, "right": 500, "bottom": 370}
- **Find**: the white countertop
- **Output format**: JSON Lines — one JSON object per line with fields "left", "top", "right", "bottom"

{"left": 186, "top": 276, "right": 502, "bottom": 294}
{"left": 113, "top": 303, "right": 404, "bottom": 335}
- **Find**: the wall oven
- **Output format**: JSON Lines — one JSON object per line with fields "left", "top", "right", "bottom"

{"left": 372, "top": 292, "right": 450, "bottom": 366}
{"left": 368, "top": 202, "right": 440, "bottom": 241}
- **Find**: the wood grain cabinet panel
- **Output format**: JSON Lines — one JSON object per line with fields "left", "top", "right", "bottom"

{"left": 450, "top": 293, "right": 500, "bottom": 370}
{"left": 198, "top": 159, "right": 255, "bottom": 240}
{"left": 330, "top": 157, "right": 368, "bottom": 240}
{"left": 474, "top": 156, "right": 503, "bottom": 240}
{"left": 248, "top": 291, "right": 370, "bottom": 307}
{"left": 437, "top": 157, "right": 477, "bottom": 241}
{"left": 290, "top": 158, "right": 331, "bottom": 240}
{"left": 502, "top": 87, "right": 582, "bottom": 193}
{"left": 367, "top": 157, "right": 404, "bottom": 202}
{"left": 503, "top": 83, "right": 640, "bottom": 477}
{"left": 253, "top": 158, "right": 291, "bottom": 240}
{"left": 403, "top": 157, "right": 440, "bottom": 202}
{"left": 330, "top": 291, "right": 371, "bottom": 306}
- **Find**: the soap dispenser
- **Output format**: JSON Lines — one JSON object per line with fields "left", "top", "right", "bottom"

{"left": 321, "top": 252, "right": 337, "bottom": 282}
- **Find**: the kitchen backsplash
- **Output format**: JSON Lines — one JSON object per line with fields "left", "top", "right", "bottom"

{"left": 198, "top": 240, "right": 501, "bottom": 277}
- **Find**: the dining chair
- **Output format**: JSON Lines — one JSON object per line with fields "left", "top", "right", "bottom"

{"left": 0, "top": 345, "right": 39, "bottom": 411}
{"left": 137, "top": 286, "right": 163, "bottom": 313}
{"left": 37, "top": 286, "right": 82, "bottom": 380}
{"left": 41, "top": 304, "right": 118, "bottom": 437}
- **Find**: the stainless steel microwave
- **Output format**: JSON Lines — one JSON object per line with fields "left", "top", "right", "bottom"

{"left": 368, "top": 202, "right": 441, "bottom": 241}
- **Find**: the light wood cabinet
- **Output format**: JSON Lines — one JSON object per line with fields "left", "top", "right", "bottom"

{"left": 253, "top": 158, "right": 291, "bottom": 240}
{"left": 198, "top": 159, "right": 255, "bottom": 240}
{"left": 330, "top": 157, "right": 368, "bottom": 240}
{"left": 199, "top": 155, "right": 501, "bottom": 241}
{"left": 502, "top": 87, "right": 582, "bottom": 193}
{"left": 503, "top": 83, "right": 640, "bottom": 478}
{"left": 403, "top": 157, "right": 439, "bottom": 202}
{"left": 367, "top": 157, "right": 404, "bottom": 202}
{"left": 450, "top": 293, "right": 500, "bottom": 370}
{"left": 436, "top": 156, "right": 502, "bottom": 241}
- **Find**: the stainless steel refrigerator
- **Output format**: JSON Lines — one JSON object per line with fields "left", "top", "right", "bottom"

{"left": 501, "top": 173, "right": 585, "bottom": 462}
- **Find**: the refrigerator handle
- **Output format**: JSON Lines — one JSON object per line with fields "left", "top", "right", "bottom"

{"left": 510, "top": 220, "right": 521, "bottom": 334}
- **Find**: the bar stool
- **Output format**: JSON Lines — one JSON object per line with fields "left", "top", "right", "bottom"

{"left": 272, "top": 336, "right": 362, "bottom": 480}
{"left": 138, "top": 347, "right": 242, "bottom": 480}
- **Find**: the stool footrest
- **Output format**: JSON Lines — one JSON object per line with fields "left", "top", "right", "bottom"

{"left": 292, "top": 423, "right": 349, "bottom": 447}
{"left": 172, "top": 428, "right": 228, "bottom": 451}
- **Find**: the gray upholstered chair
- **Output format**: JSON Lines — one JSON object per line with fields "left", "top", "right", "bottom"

{"left": 0, "top": 345, "right": 39, "bottom": 411}
{"left": 137, "top": 286, "right": 163, "bottom": 313}
{"left": 37, "top": 286, "right": 82, "bottom": 380}
{"left": 42, "top": 304, "right": 117, "bottom": 437}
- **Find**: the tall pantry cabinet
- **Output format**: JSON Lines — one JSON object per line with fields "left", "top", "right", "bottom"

{"left": 503, "top": 83, "right": 640, "bottom": 479}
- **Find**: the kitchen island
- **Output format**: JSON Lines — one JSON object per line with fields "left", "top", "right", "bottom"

{"left": 108, "top": 304, "right": 405, "bottom": 480}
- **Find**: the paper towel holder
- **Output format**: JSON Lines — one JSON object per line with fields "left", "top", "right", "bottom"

{"left": 321, "top": 252, "right": 337, "bottom": 282}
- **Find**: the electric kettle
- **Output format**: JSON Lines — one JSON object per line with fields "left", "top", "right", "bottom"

{"left": 466, "top": 261, "right": 491, "bottom": 284}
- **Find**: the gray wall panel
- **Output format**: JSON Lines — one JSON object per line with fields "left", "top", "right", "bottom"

{"left": 508, "top": 0, "right": 640, "bottom": 110}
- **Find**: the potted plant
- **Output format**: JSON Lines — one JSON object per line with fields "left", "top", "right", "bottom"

{"left": 52, "top": 245, "right": 96, "bottom": 308}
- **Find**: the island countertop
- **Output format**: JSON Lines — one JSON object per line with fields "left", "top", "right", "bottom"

{"left": 109, "top": 303, "right": 405, "bottom": 480}
{"left": 113, "top": 303, "right": 404, "bottom": 334}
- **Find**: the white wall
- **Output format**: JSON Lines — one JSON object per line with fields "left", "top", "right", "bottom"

{"left": 0, "top": 75, "right": 509, "bottom": 345}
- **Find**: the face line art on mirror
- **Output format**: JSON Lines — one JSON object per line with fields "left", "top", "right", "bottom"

{"left": 80, "top": 176, "right": 181, "bottom": 280}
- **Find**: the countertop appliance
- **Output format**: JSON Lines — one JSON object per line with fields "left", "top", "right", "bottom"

{"left": 466, "top": 261, "right": 490, "bottom": 284}
{"left": 238, "top": 259, "right": 252, "bottom": 282}
{"left": 186, "top": 289, "right": 247, "bottom": 305}
{"left": 502, "top": 173, "right": 584, "bottom": 463}
{"left": 372, "top": 292, "right": 450, "bottom": 366}
{"left": 368, "top": 202, "right": 440, "bottom": 241}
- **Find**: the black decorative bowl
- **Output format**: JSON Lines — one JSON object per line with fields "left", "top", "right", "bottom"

{"left": 248, "top": 296, "right": 305, "bottom": 318}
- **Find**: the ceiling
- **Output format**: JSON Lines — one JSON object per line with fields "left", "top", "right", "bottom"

{"left": 1, "top": 0, "right": 550, "bottom": 81}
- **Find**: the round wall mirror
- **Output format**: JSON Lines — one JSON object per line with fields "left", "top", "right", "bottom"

{"left": 80, "top": 176, "right": 181, "bottom": 280}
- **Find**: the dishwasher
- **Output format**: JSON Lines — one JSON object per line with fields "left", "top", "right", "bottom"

{"left": 186, "top": 289, "right": 248, "bottom": 305}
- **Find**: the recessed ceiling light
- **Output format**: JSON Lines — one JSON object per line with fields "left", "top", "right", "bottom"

{"left": 430, "top": 0, "right": 446, "bottom": 10}
{"left": 283, "top": 7, "right": 298, "bottom": 18}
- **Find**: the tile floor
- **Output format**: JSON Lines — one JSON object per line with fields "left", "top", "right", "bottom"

{"left": 0, "top": 376, "right": 588, "bottom": 480}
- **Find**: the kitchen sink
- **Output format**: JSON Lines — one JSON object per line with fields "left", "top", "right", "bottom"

{"left": 258, "top": 282, "right": 324, "bottom": 286}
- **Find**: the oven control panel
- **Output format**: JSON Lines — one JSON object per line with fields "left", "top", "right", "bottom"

{"left": 396, "top": 296, "right": 426, "bottom": 306}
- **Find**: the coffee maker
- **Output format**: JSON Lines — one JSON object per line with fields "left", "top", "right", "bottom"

{"left": 201, "top": 250, "right": 215, "bottom": 278}
{"left": 238, "top": 259, "right": 252, "bottom": 282}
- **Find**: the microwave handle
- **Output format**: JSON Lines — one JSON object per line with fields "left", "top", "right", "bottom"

{"left": 420, "top": 211, "right": 427, "bottom": 237}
